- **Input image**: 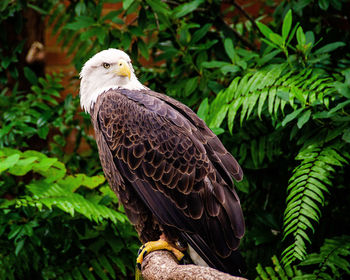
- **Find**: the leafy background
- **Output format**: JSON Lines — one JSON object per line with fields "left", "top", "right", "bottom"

{"left": 0, "top": 0, "right": 349, "bottom": 279}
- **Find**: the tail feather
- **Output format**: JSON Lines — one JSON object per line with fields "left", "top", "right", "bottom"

{"left": 182, "top": 232, "right": 246, "bottom": 276}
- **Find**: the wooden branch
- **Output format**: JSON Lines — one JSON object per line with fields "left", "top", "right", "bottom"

{"left": 141, "top": 250, "right": 247, "bottom": 280}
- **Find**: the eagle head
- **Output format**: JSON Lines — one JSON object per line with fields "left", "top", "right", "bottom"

{"left": 79, "top": 48, "right": 145, "bottom": 113}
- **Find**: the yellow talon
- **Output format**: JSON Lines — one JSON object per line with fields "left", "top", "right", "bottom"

{"left": 136, "top": 239, "right": 184, "bottom": 269}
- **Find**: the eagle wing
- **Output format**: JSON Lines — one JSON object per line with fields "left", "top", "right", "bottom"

{"left": 92, "top": 88, "right": 245, "bottom": 274}
{"left": 146, "top": 89, "right": 243, "bottom": 184}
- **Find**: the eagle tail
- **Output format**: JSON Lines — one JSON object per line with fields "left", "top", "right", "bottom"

{"left": 182, "top": 232, "right": 246, "bottom": 277}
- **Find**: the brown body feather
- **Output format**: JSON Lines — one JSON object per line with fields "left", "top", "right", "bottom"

{"left": 91, "top": 88, "right": 245, "bottom": 275}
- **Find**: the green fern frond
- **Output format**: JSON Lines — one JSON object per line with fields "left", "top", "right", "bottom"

{"left": 256, "top": 237, "right": 350, "bottom": 280}
{"left": 0, "top": 148, "right": 126, "bottom": 224}
{"left": 281, "top": 145, "right": 348, "bottom": 265}
{"left": 16, "top": 181, "right": 125, "bottom": 224}
{"left": 204, "top": 64, "right": 336, "bottom": 133}
{"left": 298, "top": 235, "right": 350, "bottom": 279}
{"left": 237, "top": 131, "right": 283, "bottom": 168}
{"left": 256, "top": 255, "right": 302, "bottom": 280}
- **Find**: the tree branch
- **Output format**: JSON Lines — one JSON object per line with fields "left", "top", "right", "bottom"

{"left": 141, "top": 250, "right": 247, "bottom": 280}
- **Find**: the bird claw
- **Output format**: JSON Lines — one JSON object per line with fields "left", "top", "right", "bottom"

{"left": 136, "top": 239, "right": 184, "bottom": 270}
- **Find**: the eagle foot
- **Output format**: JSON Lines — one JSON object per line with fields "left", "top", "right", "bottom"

{"left": 136, "top": 239, "right": 185, "bottom": 270}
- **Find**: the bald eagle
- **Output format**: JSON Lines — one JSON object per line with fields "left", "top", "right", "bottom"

{"left": 80, "top": 49, "right": 245, "bottom": 276}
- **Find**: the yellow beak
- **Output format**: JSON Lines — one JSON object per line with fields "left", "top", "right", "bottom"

{"left": 115, "top": 59, "right": 131, "bottom": 80}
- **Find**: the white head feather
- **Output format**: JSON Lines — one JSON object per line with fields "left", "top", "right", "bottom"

{"left": 79, "top": 49, "right": 146, "bottom": 113}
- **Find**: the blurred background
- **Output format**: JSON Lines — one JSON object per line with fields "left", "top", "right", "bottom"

{"left": 0, "top": 0, "right": 350, "bottom": 279}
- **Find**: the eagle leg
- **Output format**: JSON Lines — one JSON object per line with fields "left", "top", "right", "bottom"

{"left": 136, "top": 239, "right": 185, "bottom": 269}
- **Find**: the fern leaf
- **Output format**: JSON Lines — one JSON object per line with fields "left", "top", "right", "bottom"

{"left": 281, "top": 145, "right": 348, "bottom": 265}
{"left": 80, "top": 263, "right": 97, "bottom": 280}
{"left": 258, "top": 88, "right": 269, "bottom": 118}
{"left": 90, "top": 259, "right": 109, "bottom": 280}
{"left": 205, "top": 64, "right": 336, "bottom": 134}
{"left": 71, "top": 268, "right": 85, "bottom": 280}
{"left": 300, "top": 235, "right": 350, "bottom": 279}
{"left": 268, "top": 87, "right": 277, "bottom": 116}
{"left": 0, "top": 149, "right": 125, "bottom": 224}
{"left": 98, "top": 255, "right": 116, "bottom": 279}
{"left": 227, "top": 97, "right": 243, "bottom": 133}
{"left": 256, "top": 255, "right": 301, "bottom": 280}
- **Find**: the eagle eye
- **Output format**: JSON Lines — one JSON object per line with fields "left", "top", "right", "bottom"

{"left": 102, "top": 63, "right": 110, "bottom": 69}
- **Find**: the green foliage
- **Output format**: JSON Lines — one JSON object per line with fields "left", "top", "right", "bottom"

{"left": 256, "top": 236, "right": 350, "bottom": 280}
{"left": 0, "top": 148, "right": 138, "bottom": 279}
{"left": 0, "top": 148, "right": 126, "bottom": 223}
{"left": 198, "top": 7, "right": 349, "bottom": 277}
{"left": 282, "top": 145, "right": 347, "bottom": 265}
{"left": 1, "top": 0, "right": 350, "bottom": 279}
{"left": 256, "top": 255, "right": 303, "bottom": 279}
{"left": 200, "top": 65, "right": 336, "bottom": 134}
{"left": 0, "top": 72, "right": 64, "bottom": 147}
{"left": 299, "top": 235, "right": 350, "bottom": 279}
{"left": 256, "top": 9, "right": 345, "bottom": 66}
